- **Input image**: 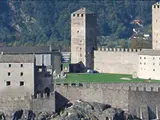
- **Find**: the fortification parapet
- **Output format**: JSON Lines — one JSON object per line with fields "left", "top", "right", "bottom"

{"left": 96, "top": 47, "right": 142, "bottom": 52}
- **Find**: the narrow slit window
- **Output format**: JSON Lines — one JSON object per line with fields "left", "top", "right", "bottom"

{"left": 20, "top": 72, "right": 23, "bottom": 76}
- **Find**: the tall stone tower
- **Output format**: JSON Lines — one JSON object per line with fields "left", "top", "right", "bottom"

{"left": 152, "top": 2, "right": 160, "bottom": 49}
{"left": 71, "top": 8, "right": 97, "bottom": 70}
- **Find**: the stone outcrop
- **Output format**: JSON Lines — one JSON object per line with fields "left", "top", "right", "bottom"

{"left": 1, "top": 100, "right": 139, "bottom": 120}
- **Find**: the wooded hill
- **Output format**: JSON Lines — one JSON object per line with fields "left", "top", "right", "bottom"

{"left": 0, "top": 0, "right": 158, "bottom": 48}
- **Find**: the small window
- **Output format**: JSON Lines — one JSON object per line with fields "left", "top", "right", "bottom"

{"left": 80, "top": 54, "right": 82, "bottom": 57}
{"left": 153, "top": 63, "right": 155, "bottom": 65}
{"left": 144, "top": 63, "right": 146, "bottom": 65}
{"left": 144, "top": 57, "right": 146, "bottom": 59}
{"left": 154, "top": 5, "right": 156, "bottom": 8}
{"left": 77, "top": 14, "right": 79, "bottom": 17}
{"left": 140, "top": 57, "right": 142, "bottom": 59}
{"left": 20, "top": 72, "right": 23, "bottom": 76}
{"left": 8, "top": 72, "right": 10, "bottom": 76}
{"left": 6, "top": 81, "right": 11, "bottom": 86}
{"left": 20, "top": 81, "right": 24, "bottom": 86}
{"left": 80, "top": 48, "right": 82, "bottom": 50}
{"left": 9, "top": 64, "right": 11, "bottom": 67}
{"left": 153, "top": 69, "right": 155, "bottom": 71}
{"left": 140, "top": 62, "right": 142, "bottom": 64}
{"left": 20, "top": 64, "right": 23, "bottom": 67}
{"left": 77, "top": 30, "right": 79, "bottom": 33}
{"left": 73, "top": 14, "right": 75, "bottom": 17}
{"left": 81, "top": 14, "right": 83, "bottom": 17}
{"left": 158, "top": 5, "right": 159, "bottom": 8}
{"left": 153, "top": 57, "right": 155, "bottom": 60}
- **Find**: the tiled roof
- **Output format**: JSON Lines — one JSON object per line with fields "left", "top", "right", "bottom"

{"left": 0, "top": 54, "right": 35, "bottom": 63}
{"left": 138, "top": 49, "right": 160, "bottom": 56}
{"left": 0, "top": 46, "right": 57, "bottom": 54}
{"left": 72, "top": 8, "right": 94, "bottom": 14}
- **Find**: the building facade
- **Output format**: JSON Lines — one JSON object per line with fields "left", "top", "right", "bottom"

{"left": 71, "top": 8, "right": 97, "bottom": 70}
{"left": 0, "top": 46, "right": 62, "bottom": 74}
{"left": 0, "top": 54, "right": 35, "bottom": 97}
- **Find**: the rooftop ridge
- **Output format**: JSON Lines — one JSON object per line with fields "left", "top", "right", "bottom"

{"left": 72, "top": 8, "right": 94, "bottom": 14}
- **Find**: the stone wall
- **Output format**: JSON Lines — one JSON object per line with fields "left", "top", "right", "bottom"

{"left": 94, "top": 48, "right": 141, "bottom": 74}
{"left": 55, "top": 83, "right": 160, "bottom": 120}
{"left": 0, "top": 93, "right": 55, "bottom": 115}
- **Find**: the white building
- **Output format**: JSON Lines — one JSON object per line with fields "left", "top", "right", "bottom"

{"left": 0, "top": 54, "right": 35, "bottom": 97}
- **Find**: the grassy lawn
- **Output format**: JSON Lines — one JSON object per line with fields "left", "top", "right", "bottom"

{"left": 56, "top": 73, "right": 160, "bottom": 83}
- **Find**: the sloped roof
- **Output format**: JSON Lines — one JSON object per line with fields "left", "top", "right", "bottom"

{"left": 0, "top": 46, "right": 57, "bottom": 54}
{"left": 72, "top": 8, "right": 94, "bottom": 14}
{"left": 153, "top": 2, "right": 160, "bottom": 5}
{"left": 138, "top": 49, "right": 160, "bottom": 56}
{"left": 0, "top": 54, "right": 35, "bottom": 63}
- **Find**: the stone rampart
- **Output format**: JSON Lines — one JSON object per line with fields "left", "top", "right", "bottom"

{"left": 55, "top": 83, "right": 160, "bottom": 120}
{"left": 94, "top": 48, "right": 139, "bottom": 74}
{"left": 0, "top": 93, "right": 55, "bottom": 115}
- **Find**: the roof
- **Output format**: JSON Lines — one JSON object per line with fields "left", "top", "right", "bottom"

{"left": 153, "top": 2, "right": 160, "bottom": 5}
{"left": 0, "top": 46, "right": 58, "bottom": 54}
{"left": 138, "top": 49, "right": 160, "bottom": 56}
{"left": 0, "top": 54, "right": 35, "bottom": 63}
{"left": 72, "top": 8, "right": 94, "bottom": 14}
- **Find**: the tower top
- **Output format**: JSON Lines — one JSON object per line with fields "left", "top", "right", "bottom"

{"left": 153, "top": 1, "right": 160, "bottom": 5}
{"left": 72, "top": 8, "right": 94, "bottom": 15}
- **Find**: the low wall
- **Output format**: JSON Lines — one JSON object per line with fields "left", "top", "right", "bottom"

{"left": 55, "top": 83, "right": 160, "bottom": 120}
{"left": 0, "top": 93, "right": 55, "bottom": 115}
{"left": 94, "top": 47, "right": 141, "bottom": 74}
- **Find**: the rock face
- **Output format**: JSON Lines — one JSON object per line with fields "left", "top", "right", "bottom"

{"left": 1, "top": 100, "right": 140, "bottom": 120}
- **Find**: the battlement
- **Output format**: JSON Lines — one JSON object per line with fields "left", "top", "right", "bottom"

{"left": 32, "top": 92, "right": 55, "bottom": 99}
{"left": 96, "top": 47, "right": 142, "bottom": 52}
{"left": 153, "top": 2, "right": 160, "bottom": 8}
{"left": 56, "top": 83, "right": 160, "bottom": 92}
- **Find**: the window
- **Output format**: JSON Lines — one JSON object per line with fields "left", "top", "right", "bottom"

{"left": 140, "top": 62, "right": 142, "bottom": 65}
{"left": 81, "top": 14, "right": 83, "bottom": 17}
{"left": 140, "top": 57, "right": 142, "bottom": 59}
{"left": 20, "top": 72, "right": 23, "bottom": 76}
{"left": 77, "top": 30, "right": 79, "bottom": 33}
{"left": 20, "top": 64, "right": 23, "bottom": 67}
{"left": 20, "top": 81, "right": 24, "bottom": 86}
{"left": 144, "top": 57, "right": 146, "bottom": 59}
{"left": 73, "top": 14, "right": 75, "bottom": 17}
{"left": 6, "top": 81, "right": 10, "bottom": 86}
{"left": 153, "top": 69, "right": 155, "bottom": 71}
{"left": 80, "top": 54, "right": 82, "bottom": 57}
{"left": 8, "top": 72, "right": 10, "bottom": 76}
{"left": 153, "top": 57, "right": 155, "bottom": 60}
{"left": 153, "top": 63, "right": 155, "bottom": 65}
{"left": 154, "top": 5, "right": 156, "bottom": 8}
{"left": 77, "top": 14, "right": 79, "bottom": 17}
{"left": 80, "top": 48, "right": 82, "bottom": 50}
{"left": 158, "top": 5, "right": 159, "bottom": 8}
{"left": 144, "top": 63, "right": 146, "bottom": 65}
{"left": 9, "top": 64, "right": 11, "bottom": 67}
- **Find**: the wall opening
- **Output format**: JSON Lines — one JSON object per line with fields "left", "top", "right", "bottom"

{"left": 44, "top": 87, "right": 50, "bottom": 97}
{"left": 20, "top": 64, "right": 23, "bottom": 67}
{"left": 20, "top": 81, "right": 24, "bottom": 86}
{"left": 20, "top": 72, "right": 23, "bottom": 76}
{"left": 6, "top": 81, "right": 11, "bottom": 86}
{"left": 9, "top": 64, "right": 11, "bottom": 67}
{"left": 8, "top": 72, "right": 10, "bottom": 76}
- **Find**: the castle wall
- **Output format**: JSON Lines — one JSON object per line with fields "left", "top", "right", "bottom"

{"left": 94, "top": 48, "right": 140, "bottom": 74}
{"left": 0, "top": 93, "right": 55, "bottom": 116}
{"left": 55, "top": 83, "right": 160, "bottom": 120}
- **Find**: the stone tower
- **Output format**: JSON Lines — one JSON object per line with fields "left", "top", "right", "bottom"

{"left": 71, "top": 8, "right": 97, "bottom": 70}
{"left": 152, "top": 2, "right": 160, "bottom": 49}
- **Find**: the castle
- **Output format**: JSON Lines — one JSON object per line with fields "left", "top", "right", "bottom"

{"left": 71, "top": 2, "right": 160, "bottom": 80}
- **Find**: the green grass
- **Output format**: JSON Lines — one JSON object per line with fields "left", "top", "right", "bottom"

{"left": 56, "top": 73, "right": 160, "bottom": 83}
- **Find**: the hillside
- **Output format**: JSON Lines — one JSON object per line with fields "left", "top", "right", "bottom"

{"left": 0, "top": 0, "right": 158, "bottom": 48}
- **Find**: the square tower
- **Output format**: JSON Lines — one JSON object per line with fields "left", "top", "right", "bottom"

{"left": 152, "top": 2, "right": 160, "bottom": 49}
{"left": 71, "top": 8, "right": 97, "bottom": 70}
